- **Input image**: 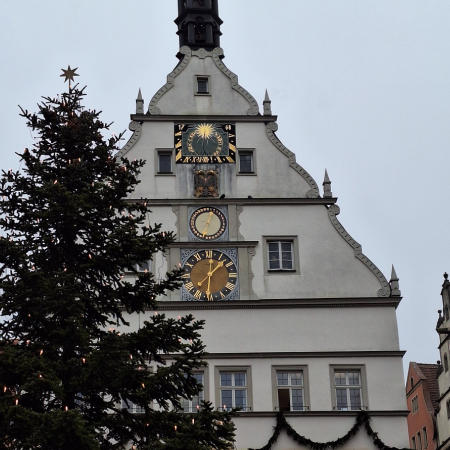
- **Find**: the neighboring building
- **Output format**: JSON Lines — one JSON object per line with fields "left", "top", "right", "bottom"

{"left": 406, "top": 362, "right": 439, "bottom": 450}
{"left": 118, "top": 1, "right": 409, "bottom": 448}
{"left": 436, "top": 274, "right": 450, "bottom": 449}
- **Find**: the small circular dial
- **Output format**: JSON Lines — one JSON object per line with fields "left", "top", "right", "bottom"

{"left": 182, "top": 250, "right": 238, "bottom": 301}
{"left": 190, "top": 207, "right": 226, "bottom": 241}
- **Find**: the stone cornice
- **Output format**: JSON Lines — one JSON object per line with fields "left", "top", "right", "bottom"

{"left": 192, "top": 351, "right": 406, "bottom": 359}
{"left": 156, "top": 297, "right": 402, "bottom": 310}
{"left": 233, "top": 410, "right": 409, "bottom": 418}
{"left": 168, "top": 241, "right": 258, "bottom": 249}
{"left": 124, "top": 198, "right": 338, "bottom": 206}
{"left": 130, "top": 114, "right": 278, "bottom": 123}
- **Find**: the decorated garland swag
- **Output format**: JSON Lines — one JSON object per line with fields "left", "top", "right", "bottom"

{"left": 249, "top": 411, "right": 409, "bottom": 450}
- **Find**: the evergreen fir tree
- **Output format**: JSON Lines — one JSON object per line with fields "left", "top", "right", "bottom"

{"left": 0, "top": 79, "right": 236, "bottom": 450}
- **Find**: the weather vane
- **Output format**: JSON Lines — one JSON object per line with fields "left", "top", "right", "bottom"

{"left": 60, "top": 66, "right": 79, "bottom": 88}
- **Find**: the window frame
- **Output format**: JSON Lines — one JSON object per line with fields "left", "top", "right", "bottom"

{"left": 417, "top": 431, "right": 422, "bottom": 450}
{"left": 329, "top": 365, "right": 368, "bottom": 411}
{"left": 271, "top": 365, "right": 310, "bottom": 412}
{"left": 422, "top": 427, "right": 428, "bottom": 449}
{"left": 412, "top": 436, "right": 416, "bottom": 450}
{"left": 195, "top": 75, "right": 211, "bottom": 96}
{"left": 236, "top": 149, "right": 256, "bottom": 176}
{"left": 215, "top": 366, "right": 252, "bottom": 412}
{"left": 445, "top": 354, "right": 449, "bottom": 372}
{"left": 446, "top": 399, "right": 450, "bottom": 419}
{"left": 412, "top": 395, "right": 419, "bottom": 414}
{"left": 180, "top": 370, "right": 209, "bottom": 413}
{"left": 121, "top": 398, "right": 145, "bottom": 414}
{"left": 155, "top": 149, "right": 175, "bottom": 176}
{"left": 262, "top": 236, "right": 300, "bottom": 275}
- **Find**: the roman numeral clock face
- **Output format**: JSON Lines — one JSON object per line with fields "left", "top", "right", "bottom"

{"left": 175, "top": 123, "right": 236, "bottom": 164}
{"left": 182, "top": 250, "right": 238, "bottom": 301}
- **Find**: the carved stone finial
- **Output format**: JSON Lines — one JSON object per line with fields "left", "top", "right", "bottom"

{"left": 390, "top": 265, "right": 401, "bottom": 297}
{"left": 263, "top": 90, "right": 272, "bottom": 116}
{"left": 136, "top": 88, "right": 144, "bottom": 114}
{"left": 445, "top": 272, "right": 449, "bottom": 280}
{"left": 323, "top": 169, "right": 333, "bottom": 198}
{"left": 437, "top": 310, "right": 444, "bottom": 329}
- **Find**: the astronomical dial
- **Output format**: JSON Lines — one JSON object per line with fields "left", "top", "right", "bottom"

{"left": 190, "top": 207, "right": 227, "bottom": 241}
{"left": 182, "top": 250, "right": 238, "bottom": 301}
{"left": 175, "top": 123, "right": 236, "bottom": 164}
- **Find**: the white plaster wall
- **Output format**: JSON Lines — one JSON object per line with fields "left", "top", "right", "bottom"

{"left": 124, "top": 121, "right": 313, "bottom": 200}
{"left": 240, "top": 205, "right": 383, "bottom": 298}
{"left": 121, "top": 307, "right": 401, "bottom": 353}
{"left": 233, "top": 416, "right": 408, "bottom": 450}
{"left": 153, "top": 55, "right": 254, "bottom": 116}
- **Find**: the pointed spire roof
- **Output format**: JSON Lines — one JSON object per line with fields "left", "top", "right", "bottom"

{"left": 322, "top": 169, "right": 332, "bottom": 198}
{"left": 390, "top": 265, "right": 401, "bottom": 297}
{"left": 136, "top": 88, "right": 144, "bottom": 114}
{"left": 263, "top": 89, "right": 272, "bottom": 116}
{"left": 391, "top": 265, "right": 398, "bottom": 280}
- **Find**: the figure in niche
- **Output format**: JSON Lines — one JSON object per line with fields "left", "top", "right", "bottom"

{"left": 194, "top": 170, "right": 218, "bottom": 198}
{"left": 195, "top": 17, "right": 206, "bottom": 42}
{"left": 194, "top": 0, "right": 205, "bottom": 7}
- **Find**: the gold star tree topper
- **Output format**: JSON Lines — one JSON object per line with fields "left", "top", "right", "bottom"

{"left": 60, "top": 66, "right": 79, "bottom": 83}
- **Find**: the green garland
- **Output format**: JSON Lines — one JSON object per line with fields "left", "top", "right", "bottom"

{"left": 249, "top": 411, "right": 409, "bottom": 450}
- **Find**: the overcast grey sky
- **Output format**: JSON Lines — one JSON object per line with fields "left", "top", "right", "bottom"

{"left": 1, "top": 0, "right": 449, "bottom": 374}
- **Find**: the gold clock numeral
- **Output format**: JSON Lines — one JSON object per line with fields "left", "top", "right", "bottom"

{"left": 218, "top": 254, "right": 223, "bottom": 261}
{"left": 194, "top": 253, "right": 201, "bottom": 262}
{"left": 176, "top": 151, "right": 182, "bottom": 161}
{"left": 220, "top": 292, "right": 226, "bottom": 299}
{"left": 229, "top": 144, "right": 236, "bottom": 151}
{"left": 226, "top": 157, "right": 234, "bottom": 163}
{"left": 185, "top": 262, "right": 194, "bottom": 269}
{"left": 181, "top": 273, "right": 190, "bottom": 279}
{"left": 225, "top": 262, "right": 233, "bottom": 268}
{"left": 175, "top": 140, "right": 182, "bottom": 149}
{"left": 205, "top": 250, "right": 213, "bottom": 258}
{"left": 208, "top": 294, "right": 214, "bottom": 302}
{"left": 185, "top": 282, "right": 195, "bottom": 292}
{"left": 225, "top": 282, "right": 235, "bottom": 291}
{"left": 229, "top": 273, "right": 237, "bottom": 278}
{"left": 193, "top": 290, "right": 202, "bottom": 300}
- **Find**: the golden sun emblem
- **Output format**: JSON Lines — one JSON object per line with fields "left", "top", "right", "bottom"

{"left": 194, "top": 123, "right": 215, "bottom": 141}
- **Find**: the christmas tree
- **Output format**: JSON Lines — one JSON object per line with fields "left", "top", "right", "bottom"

{"left": 0, "top": 69, "right": 236, "bottom": 450}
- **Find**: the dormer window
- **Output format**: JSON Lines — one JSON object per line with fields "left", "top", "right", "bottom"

{"left": 197, "top": 77, "right": 209, "bottom": 94}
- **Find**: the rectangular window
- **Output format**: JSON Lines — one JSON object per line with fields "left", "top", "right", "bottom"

{"left": 447, "top": 400, "right": 450, "bottom": 419}
{"left": 180, "top": 373, "right": 204, "bottom": 413}
{"left": 121, "top": 399, "right": 144, "bottom": 414}
{"left": 239, "top": 151, "right": 253, "bottom": 173}
{"left": 417, "top": 431, "right": 422, "bottom": 450}
{"left": 268, "top": 241, "right": 294, "bottom": 271}
{"left": 220, "top": 372, "right": 247, "bottom": 411}
{"left": 423, "top": 427, "right": 428, "bottom": 449}
{"left": 334, "top": 371, "right": 362, "bottom": 411}
{"left": 277, "top": 371, "right": 304, "bottom": 411}
{"left": 197, "top": 77, "right": 209, "bottom": 94}
{"left": 137, "top": 260, "right": 151, "bottom": 273}
{"left": 412, "top": 436, "right": 416, "bottom": 450}
{"left": 412, "top": 396, "right": 419, "bottom": 413}
{"left": 158, "top": 152, "right": 172, "bottom": 174}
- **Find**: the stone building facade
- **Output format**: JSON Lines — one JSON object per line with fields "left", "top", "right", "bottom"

{"left": 118, "top": 1, "right": 409, "bottom": 448}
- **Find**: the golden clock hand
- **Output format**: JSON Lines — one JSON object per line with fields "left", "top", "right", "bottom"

{"left": 201, "top": 212, "right": 214, "bottom": 237}
{"left": 209, "top": 260, "right": 224, "bottom": 276}
{"left": 198, "top": 259, "right": 214, "bottom": 287}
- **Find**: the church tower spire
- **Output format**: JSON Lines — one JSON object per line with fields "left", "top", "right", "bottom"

{"left": 175, "top": 0, "right": 223, "bottom": 52}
